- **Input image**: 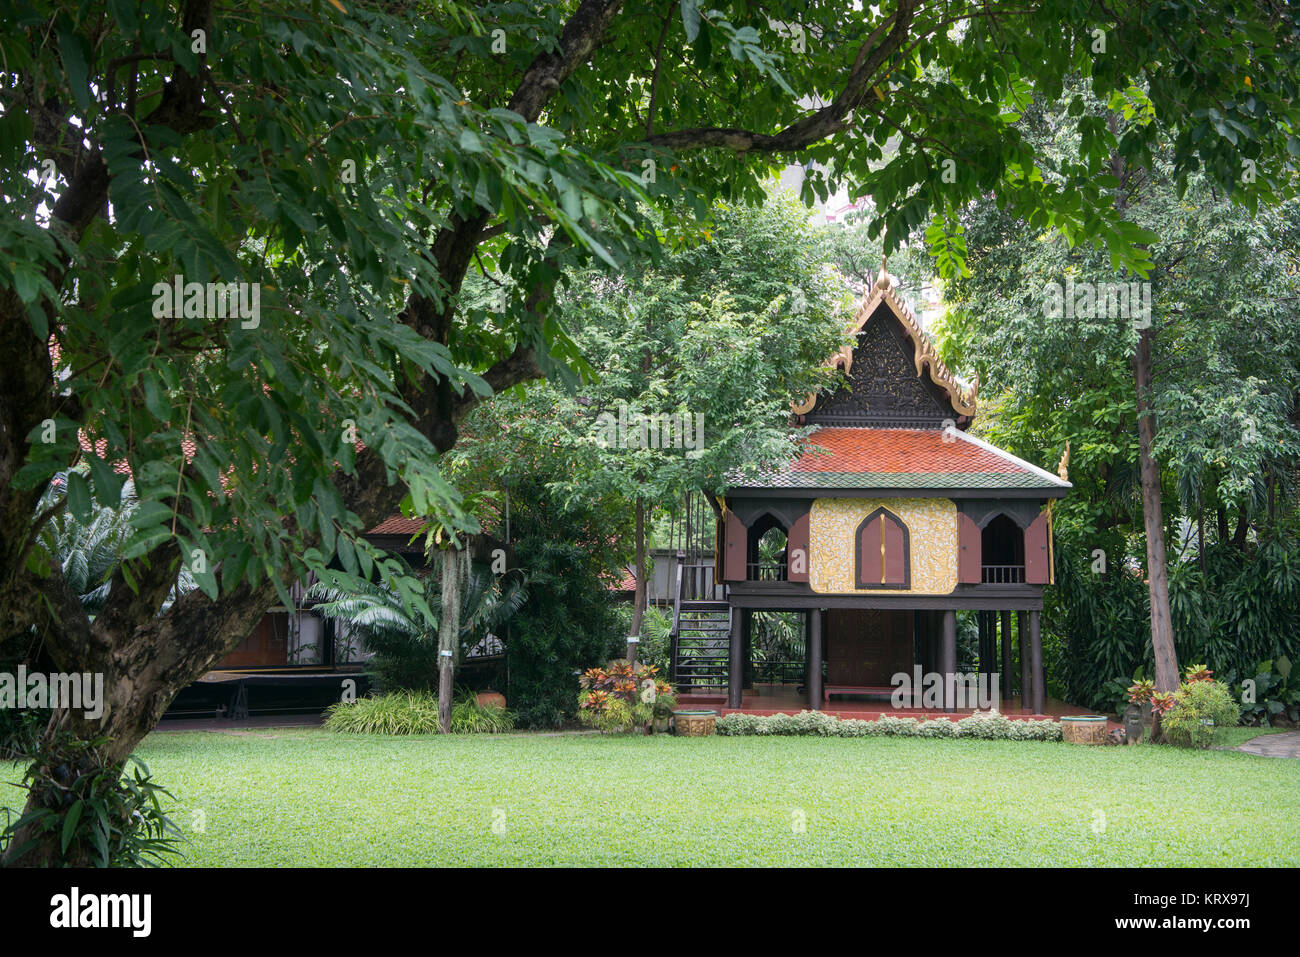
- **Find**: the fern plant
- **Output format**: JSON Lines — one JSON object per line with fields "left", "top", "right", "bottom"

{"left": 31, "top": 475, "right": 196, "bottom": 615}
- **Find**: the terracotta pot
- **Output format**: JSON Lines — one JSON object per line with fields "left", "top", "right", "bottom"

{"left": 476, "top": 690, "right": 507, "bottom": 710}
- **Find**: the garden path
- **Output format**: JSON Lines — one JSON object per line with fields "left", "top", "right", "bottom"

{"left": 1237, "top": 731, "right": 1300, "bottom": 758}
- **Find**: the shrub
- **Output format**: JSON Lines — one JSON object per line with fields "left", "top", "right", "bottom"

{"left": 1160, "top": 680, "right": 1240, "bottom": 748}
{"left": 1223, "top": 657, "right": 1299, "bottom": 726}
{"left": 577, "top": 662, "right": 674, "bottom": 733}
{"left": 324, "top": 691, "right": 441, "bottom": 735}
{"left": 450, "top": 697, "right": 515, "bottom": 734}
{"left": 714, "top": 710, "right": 1061, "bottom": 741}
{"left": 577, "top": 695, "right": 635, "bottom": 733}
{"left": 493, "top": 473, "right": 634, "bottom": 729}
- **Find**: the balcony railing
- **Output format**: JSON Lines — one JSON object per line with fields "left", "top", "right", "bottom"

{"left": 981, "top": 564, "right": 1026, "bottom": 584}
{"left": 746, "top": 561, "right": 787, "bottom": 582}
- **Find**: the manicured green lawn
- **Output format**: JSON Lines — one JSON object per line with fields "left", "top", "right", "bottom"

{"left": 7, "top": 727, "right": 1293, "bottom": 867}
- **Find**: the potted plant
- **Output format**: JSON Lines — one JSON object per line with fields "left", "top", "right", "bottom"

{"left": 1127, "top": 678, "right": 1155, "bottom": 735}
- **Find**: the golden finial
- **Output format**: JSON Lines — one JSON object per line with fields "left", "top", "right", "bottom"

{"left": 1057, "top": 441, "right": 1071, "bottom": 482}
{"left": 875, "top": 255, "right": 891, "bottom": 291}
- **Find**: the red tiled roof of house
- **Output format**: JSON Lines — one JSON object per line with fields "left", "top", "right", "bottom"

{"left": 611, "top": 565, "right": 637, "bottom": 592}
{"left": 737, "top": 427, "right": 1071, "bottom": 493}
{"left": 367, "top": 515, "right": 427, "bottom": 536}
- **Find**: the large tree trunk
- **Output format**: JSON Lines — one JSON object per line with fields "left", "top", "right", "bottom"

{"left": 628, "top": 497, "right": 646, "bottom": 663}
{"left": 1109, "top": 118, "right": 1178, "bottom": 697}
{"left": 1, "top": 576, "right": 277, "bottom": 866}
{"left": 1231, "top": 508, "right": 1250, "bottom": 550}
{"left": 1133, "top": 329, "right": 1179, "bottom": 693}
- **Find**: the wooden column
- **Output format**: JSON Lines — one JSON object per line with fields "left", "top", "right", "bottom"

{"left": 999, "top": 609, "right": 1013, "bottom": 704}
{"left": 1029, "top": 609, "right": 1045, "bottom": 716}
{"left": 941, "top": 609, "right": 957, "bottom": 712}
{"left": 741, "top": 608, "right": 753, "bottom": 690}
{"left": 727, "top": 608, "right": 743, "bottom": 709}
{"left": 977, "top": 612, "right": 989, "bottom": 677}
{"left": 808, "top": 609, "right": 824, "bottom": 711}
{"left": 1017, "top": 610, "right": 1030, "bottom": 713}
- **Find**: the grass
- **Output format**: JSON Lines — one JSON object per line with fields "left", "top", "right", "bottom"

{"left": 1209, "top": 726, "right": 1285, "bottom": 748}
{"left": 6, "top": 725, "right": 1294, "bottom": 867}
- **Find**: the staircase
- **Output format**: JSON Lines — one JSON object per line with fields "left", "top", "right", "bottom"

{"left": 668, "top": 559, "right": 732, "bottom": 693}
{"left": 672, "top": 600, "right": 732, "bottom": 693}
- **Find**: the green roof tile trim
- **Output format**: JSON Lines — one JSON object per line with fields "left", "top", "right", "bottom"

{"left": 735, "top": 470, "right": 1060, "bottom": 490}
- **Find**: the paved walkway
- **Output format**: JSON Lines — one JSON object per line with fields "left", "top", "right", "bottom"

{"left": 1237, "top": 730, "right": 1300, "bottom": 758}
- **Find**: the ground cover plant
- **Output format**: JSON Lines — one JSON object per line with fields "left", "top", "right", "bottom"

{"left": 715, "top": 709, "right": 1062, "bottom": 740}
{"left": 324, "top": 692, "right": 515, "bottom": 735}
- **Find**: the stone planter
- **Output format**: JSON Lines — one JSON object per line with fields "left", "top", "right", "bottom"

{"left": 672, "top": 709, "right": 717, "bottom": 737}
{"left": 1061, "top": 714, "right": 1110, "bottom": 745}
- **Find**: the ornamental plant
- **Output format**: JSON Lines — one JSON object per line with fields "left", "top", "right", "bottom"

{"left": 1182, "top": 664, "right": 1215, "bottom": 684}
{"left": 577, "top": 662, "right": 675, "bottom": 733}
{"left": 1150, "top": 691, "right": 1177, "bottom": 716}
{"left": 1127, "top": 679, "right": 1156, "bottom": 706}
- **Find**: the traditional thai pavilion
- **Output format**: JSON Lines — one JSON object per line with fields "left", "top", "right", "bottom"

{"left": 669, "top": 264, "right": 1071, "bottom": 716}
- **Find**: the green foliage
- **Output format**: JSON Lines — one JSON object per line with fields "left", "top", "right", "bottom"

{"left": 940, "top": 85, "right": 1300, "bottom": 709}
{"left": 0, "top": 707, "right": 49, "bottom": 762}
{"left": 1160, "top": 681, "right": 1240, "bottom": 749}
{"left": 323, "top": 690, "right": 514, "bottom": 735}
{"left": 449, "top": 696, "right": 515, "bottom": 734}
{"left": 486, "top": 475, "right": 629, "bottom": 729}
{"left": 324, "top": 691, "right": 442, "bottom": 735}
{"left": 576, "top": 695, "right": 635, "bottom": 734}
{"left": 1223, "top": 657, "right": 1300, "bottom": 727}
{"left": 1058, "top": 537, "right": 1300, "bottom": 710}
{"left": 715, "top": 710, "right": 1062, "bottom": 741}
{"left": 0, "top": 732, "right": 180, "bottom": 867}
{"left": 310, "top": 556, "right": 525, "bottom": 694}
{"left": 631, "top": 604, "right": 673, "bottom": 675}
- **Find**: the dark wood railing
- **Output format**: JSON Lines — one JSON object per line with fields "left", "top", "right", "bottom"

{"left": 746, "top": 561, "right": 787, "bottom": 582}
{"left": 981, "top": 564, "right": 1026, "bottom": 584}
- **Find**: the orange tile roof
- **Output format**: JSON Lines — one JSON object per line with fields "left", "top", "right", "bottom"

{"left": 740, "top": 427, "right": 1070, "bottom": 492}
